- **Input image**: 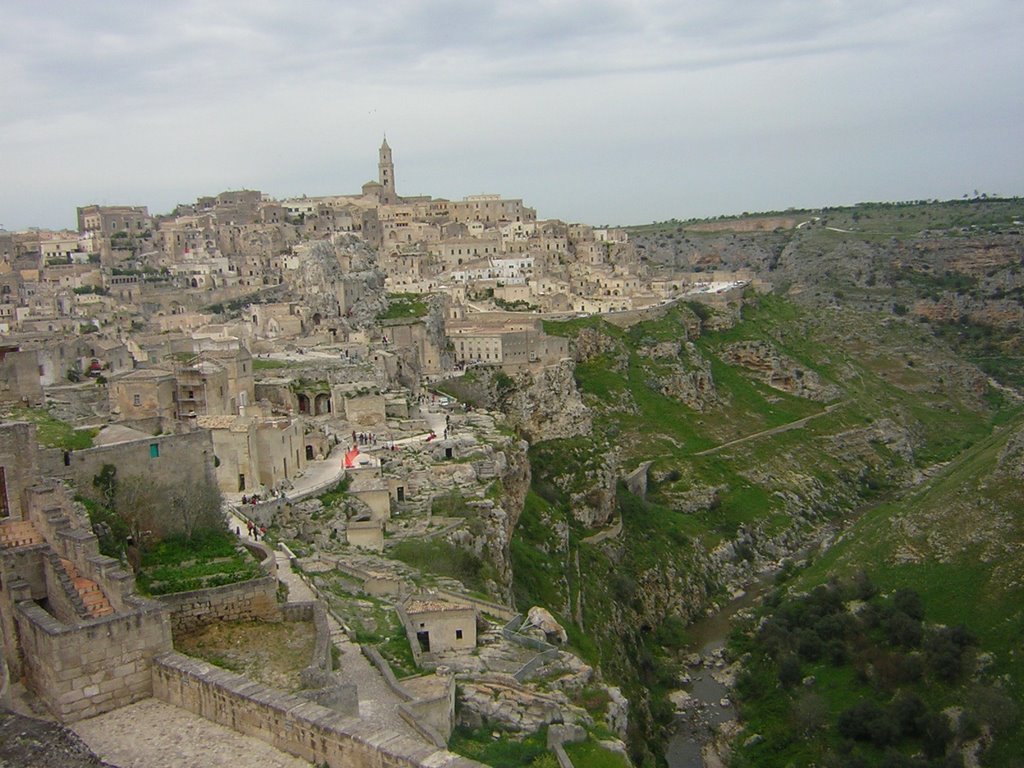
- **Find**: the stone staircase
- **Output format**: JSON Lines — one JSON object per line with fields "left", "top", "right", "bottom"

{"left": 59, "top": 557, "right": 115, "bottom": 619}
{"left": 0, "top": 519, "right": 45, "bottom": 549}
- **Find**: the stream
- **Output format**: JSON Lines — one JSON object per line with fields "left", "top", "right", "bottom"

{"left": 663, "top": 572, "right": 776, "bottom": 768}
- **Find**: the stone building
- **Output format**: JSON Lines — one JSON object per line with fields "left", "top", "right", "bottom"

{"left": 400, "top": 596, "right": 477, "bottom": 657}
{"left": 198, "top": 413, "right": 305, "bottom": 494}
{"left": 0, "top": 421, "right": 173, "bottom": 722}
{"left": 0, "top": 345, "right": 44, "bottom": 406}
{"left": 108, "top": 368, "right": 178, "bottom": 433}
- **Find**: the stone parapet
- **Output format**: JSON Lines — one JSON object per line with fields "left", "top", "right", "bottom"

{"left": 14, "top": 597, "right": 172, "bottom": 721}
{"left": 152, "top": 652, "right": 484, "bottom": 768}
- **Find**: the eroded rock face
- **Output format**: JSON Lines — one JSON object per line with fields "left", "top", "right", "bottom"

{"left": 457, "top": 679, "right": 591, "bottom": 734}
{"left": 503, "top": 360, "right": 592, "bottom": 441}
{"left": 568, "top": 451, "right": 620, "bottom": 528}
{"left": 605, "top": 686, "right": 630, "bottom": 740}
{"left": 645, "top": 341, "right": 718, "bottom": 411}
{"left": 575, "top": 328, "right": 628, "bottom": 368}
{"left": 996, "top": 424, "right": 1024, "bottom": 479}
{"left": 720, "top": 340, "right": 840, "bottom": 401}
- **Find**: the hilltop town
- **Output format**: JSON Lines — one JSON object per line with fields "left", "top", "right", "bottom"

{"left": 8, "top": 142, "right": 1021, "bottom": 768}
{"left": 0, "top": 141, "right": 748, "bottom": 767}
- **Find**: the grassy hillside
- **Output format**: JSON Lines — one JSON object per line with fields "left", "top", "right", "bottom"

{"left": 732, "top": 410, "right": 1024, "bottom": 766}
{"left": 512, "top": 292, "right": 1018, "bottom": 765}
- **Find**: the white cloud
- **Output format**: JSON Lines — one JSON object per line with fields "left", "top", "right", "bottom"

{"left": 0, "top": 0, "right": 1021, "bottom": 228}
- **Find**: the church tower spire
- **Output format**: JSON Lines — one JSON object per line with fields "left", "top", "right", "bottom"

{"left": 378, "top": 136, "right": 395, "bottom": 204}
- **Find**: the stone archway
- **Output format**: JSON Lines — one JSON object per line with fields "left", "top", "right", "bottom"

{"left": 297, "top": 393, "right": 310, "bottom": 415}
{"left": 315, "top": 393, "right": 332, "bottom": 415}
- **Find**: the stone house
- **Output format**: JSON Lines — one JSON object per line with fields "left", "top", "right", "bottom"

{"left": 198, "top": 413, "right": 305, "bottom": 494}
{"left": 400, "top": 597, "right": 477, "bottom": 657}
{"left": 0, "top": 345, "right": 44, "bottom": 406}
{"left": 108, "top": 368, "right": 178, "bottom": 433}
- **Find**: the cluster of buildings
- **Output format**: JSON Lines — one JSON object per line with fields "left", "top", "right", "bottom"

{"left": 0, "top": 140, "right": 725, "bottom": 762}
{"left": 0, "top": 140, "right": 751, "bottom": 507}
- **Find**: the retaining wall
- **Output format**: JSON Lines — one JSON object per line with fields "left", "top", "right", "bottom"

{"left": 15, "top": 598, "right": 171, "bottom": 721}
{"left": 156, "top": 575, "right": 279, "bottom": 636}
{"left": 152, "top": 652, "right": 484, "bottom": 768}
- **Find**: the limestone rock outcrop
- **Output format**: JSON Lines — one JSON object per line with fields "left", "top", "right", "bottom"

{"left": 503, "top": 360, "right": 592, "bottom": 441}
{"left": 524, "top": 606, "right": 568, "bottom": 645}
{"left": 720, "top": 340, "right": 840, "bottom": 401}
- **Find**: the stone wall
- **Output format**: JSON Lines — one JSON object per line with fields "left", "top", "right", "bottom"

{"left": 14, "top": 598, "right": 171, "bottom": 721}
{"left": 0, "top": 421, "right": 38, "bottom": 518}
{"left": 152, "top": 652, "right": 484, "bottom": 768}
{"left": 156, "top": 575, "right": 279, "bottom": 636}
{"left": 38, "top": 430, "right": 215, "bottom": 497}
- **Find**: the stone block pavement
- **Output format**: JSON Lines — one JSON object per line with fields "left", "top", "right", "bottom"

{"left": 71, "top": 697, "right": 312, "bottom": 767}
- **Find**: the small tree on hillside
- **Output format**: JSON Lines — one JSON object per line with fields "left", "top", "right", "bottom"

{"left": 169, "top": 475, "right": 223, "bottom": 542}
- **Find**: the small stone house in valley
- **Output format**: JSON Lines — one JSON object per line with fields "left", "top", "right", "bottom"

{"left": 399, "top": 596, "right": 477, "bottom": 658}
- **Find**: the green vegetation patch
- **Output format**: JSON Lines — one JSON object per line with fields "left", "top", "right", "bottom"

{"left": 729, "top": 576, "right": 1016, "bottom": 767}
{"left": 564, "top": 740, "right": 631, "bottom": 768}
{"left": 252, "top": 358, "right": 293, "bottom": 370}
{"left": 136, "top": 529, "right": 263, "bottom": 595}
{"left": 449, "top": 725, "right": 553, "bottom": 767}
{"left": 316, "top": 476, "right": 352, "bottom": 509}
{"left": 389, "top": 538, "right": 497, "bottom": 597}
{"left": 3, "top": 407, "right": 97, "bottom": 450}
{"left": 312, "top": 578, "right": 417, "bottom": 677}
{"left": 379, "top": 292, "right": 429, "bottom": 319}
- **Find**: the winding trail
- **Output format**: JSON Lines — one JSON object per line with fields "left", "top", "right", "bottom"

{"left": 225, "top": 509, "right": 422, "bottom": 741}
{"left": 693, "top": 401, "right": 845, "bottom": 457}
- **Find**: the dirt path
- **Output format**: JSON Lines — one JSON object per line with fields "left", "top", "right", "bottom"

{"left": 694, "top": 401, "right": 844, "bottom": 457}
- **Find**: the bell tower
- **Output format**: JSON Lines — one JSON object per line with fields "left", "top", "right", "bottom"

{"left": 378, "top": 136, "right": 396, "bottom": 204}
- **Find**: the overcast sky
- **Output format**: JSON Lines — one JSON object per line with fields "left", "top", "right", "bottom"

{"left": 2, "top": 0, "right": 1022, "bottom": 230}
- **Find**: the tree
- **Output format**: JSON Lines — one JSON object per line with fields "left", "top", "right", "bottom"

{"left": 791, "top": 691, "right": 828, "bottom": 735}
{"left": 778, "top": 653, "right": 802, "bottom": 689}
{"left": 113, "top": 474, "right": 163, "bottom": 570}
{"left": 168, "top": 475, "right": 223, "bottom": 542}
{"left": 93, "top": 464, "right": 118, "bottom": 508}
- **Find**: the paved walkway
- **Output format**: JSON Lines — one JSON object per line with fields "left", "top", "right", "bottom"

{"left": 271, "top": 547, "right": 418, "bottom": 733}
{"left": 581, "top": 517, "right": 623, "bottom": 545}
{"left": 71, "top": 698, "right": 311, "bottom": 768}
{"left": 225, "top": 444, "right": 346, "bottom": 508}
{"left": 222, "top": 511, "right": 421, "bottom": 741}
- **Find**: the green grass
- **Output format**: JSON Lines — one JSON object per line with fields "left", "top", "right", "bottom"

{"left": 517, "top": 291, "right": 1021, "bottom": 764}
{"left": 564, "top": 740, "right": 631, "bottom": 768}
{"left": 136, "top": 529, "right": 262, "bottom": 595}
{"left": 389, "top": 539, "right": 497, "bottom": 596}
{"left": 762, "top": 414, "right": 1024, "bottom": 764}
{"left": 449, "top": 726, "right": 553, "bottom": 767}
{"left": 3, "top": 407, "right": 97, "bottom": 450}
{"left": 624, "top": 198, "right": 1024, "bottom": 239}
{"left": 379, "top": 292, "right": 429, "bottom": 319}
{"left": 314, "top": 580, "right": 419, "bottom": 677}
{"left": 316, "top": 476, "right": 352, "bottom": 509}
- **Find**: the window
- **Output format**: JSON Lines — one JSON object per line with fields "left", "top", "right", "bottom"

{"left": 149, "top": 443, "right": 159, "bottom": 458}
{"left": 456, "top": 629, "right": 463, "bottom": 640}
{"left": 133, "top": 394, "right": 141, "bottom": 406}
